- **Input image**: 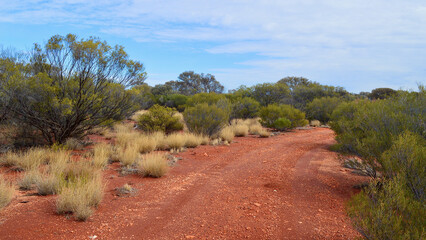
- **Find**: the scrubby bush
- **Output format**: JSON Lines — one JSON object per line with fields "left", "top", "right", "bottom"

{"left": 138, "top": 105, "right": 183, "bottom": 133}
{"left": 183, "top": 103, "right": 229, "bottom": 137}
{"left": 19, "top": 170, "right": 42, "bottom": 190}
{"left": 232, "top": 124, "right": 249, "bottom": 137}
{"left": 230, "top": 97, "right": 260, "bottom": 120}
{"left": 305, "top": 96, "right": 342, "bottom": 123}
{"left": 369, "top": 87, "right": 397, "bottom": 100}
{"left": 259, "top": 104, "right": 308, "bottom": 130}
{"left": 330, "top": 89, "right": 425, "bottom": 177}
{"left": 273, "top": 118, "right": 291, "bottom": 130}
{"left": 0, "top": 34, "right": 146, "bottom": 144}
{"left": 348, "top": 132, "right": 425, "bottom": 239}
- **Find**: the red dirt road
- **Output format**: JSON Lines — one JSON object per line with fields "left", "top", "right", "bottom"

{"left": 0, "top": 128, "right": 365, "bottom": 239}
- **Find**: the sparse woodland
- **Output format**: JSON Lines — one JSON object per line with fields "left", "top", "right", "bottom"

{"left": 0, "top": 34, "right": 424, "bottom": 239}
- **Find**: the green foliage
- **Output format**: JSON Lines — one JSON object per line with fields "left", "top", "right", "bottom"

{"left": 291, "top": 83, "right": 350, "bottom": 110}
{"left": 273, "top": 118, "right": 291, "bottom": 130}
{"left": 330, "top": 89, "right": 425, "bottom": 177}
{"left": 369, "top": 87, "right": 397, "bottom": 100}
{"left": 230, "top": 97, "right": 260, "bottom": 120}
{"left": 250, "top": 83, "right": 290, "bottom": 106}
{"left": 167, "top": 71, "right": 224, "bottom": 95}
{"left": 138, "top": 105, "right": 183, "bottom": 133}
{"left": 183, "top": 103, "right": 229, "bottom": 137}
{"left": 186, "top": 92, "right": 227, "bottom": 107}
{"left": 381, "top": 131, "right": 425, "bottom": 201}
{"left": 0, "top": 34, "right": 146, "bottom": 144}
{"left": 155, "top": 94, "right": 188, "bottom": 112}
{"left": 305, "top": 96, "right": 343, "bottom": 123}
{"left": 259, "top": 104, "right": 308, "bottom": 130}
{"left": 128, "top": 84, "right": 155, "bottom": 110}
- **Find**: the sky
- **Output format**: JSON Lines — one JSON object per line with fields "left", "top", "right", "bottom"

{"left": 0, "top": 0, "right": 425, "bottom": 93}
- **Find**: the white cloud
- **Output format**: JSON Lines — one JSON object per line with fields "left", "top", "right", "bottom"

{"left": 0, "top": 0, "right": 425, "bottom": 92}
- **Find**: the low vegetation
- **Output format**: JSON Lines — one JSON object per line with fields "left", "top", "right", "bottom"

{"left": 0, "top": 175, "right": 14, "bottom": 210}
{"left": 138, "top": 153, "right": 169, "bottom": 178}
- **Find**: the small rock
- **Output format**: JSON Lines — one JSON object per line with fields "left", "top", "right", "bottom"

{"left": 253, "top": 203, "right": 261, "bottom": 207}
{"left": 185, "top": 235, "right": 196, "bottom": 239}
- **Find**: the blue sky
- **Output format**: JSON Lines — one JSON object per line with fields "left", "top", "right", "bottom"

{"left": 1, "top": 0, "right": 425, "bottom": 93}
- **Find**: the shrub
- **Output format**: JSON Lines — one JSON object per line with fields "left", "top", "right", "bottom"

{"left": 138, "top": 153, "right": 169, "bottom": 178}
{"left": 0, "top": 34, "right": 145, "bottom": 144}
{"left": 138, "top": 105, "right": 183, "bottom": 133}
{"left": 348, "top": 176, "right": 424, "bottom": 240}
{"left": 0, "top": 175, "right": 14, "bottom": 210}
{"left": 220, "top": 126, "right": 235, "bottom": 142}
{"left": 259, "top": 104, "right": 308, "bottom": 130}
{"left": 184, "top": 103, "right": 229, "bottom": 137}
{"left": 305, "top": 96, "right": 342, "bottom": 123}
{"left": 330, "top": 90, "right": 425, "bottom": 177}
{"left": 273, "top": 118, "right": 291, "bottom": 130}
{"left": 230, "top": 97, "right": 260, "bottom": 120}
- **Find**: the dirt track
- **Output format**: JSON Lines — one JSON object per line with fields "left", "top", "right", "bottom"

{"left": 0, "top": 128, "right": 365, "bottom": 239}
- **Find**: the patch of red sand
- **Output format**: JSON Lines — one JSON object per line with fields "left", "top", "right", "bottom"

{"left": 0, "top": 128, "right": 366, "bottom": 239}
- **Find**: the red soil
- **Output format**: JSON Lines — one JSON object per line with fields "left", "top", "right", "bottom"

{"left": 0, "top": 128, "right": 366, "bottom": 239}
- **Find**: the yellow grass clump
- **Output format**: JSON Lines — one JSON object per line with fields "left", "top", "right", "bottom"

{"left": 232, "top": 124, "right": 249, "bottom": 137}
{"left": 164, "top": 133, "right": 185, "bottom": 150}
{"left": 259, "top": 129, "right": 270, "bottom": 138}
{"left": 138, "top": 153, "right": 169, "bottom": 178}
{"left": 248, "top": 124, "right": 263, "bottom": 135}
{"left": 220, "top": 126, "right": 235, "bottom": 142}
{"left": 0, "top": 175, "right": 14, "bottom": 210}
{"left": 135, "top": 134, "right": 157, "bottom": 153}
{"left": 117, "top": 145, "right": 139, "bottom": 166}
{"left": 1, "top": 148, "right": 49, "bottom": 170}
{"left": 19, "top": 170, "right": 42, "bottom": 190}
{"left": 56, "top": 172, "right": 104, "bottom": 221}
{"left": 92, "top": 143, "right": 113, "bottom": 168}
{"left": 183, "top": 133, "right": 204, "bottom": 148}
{"left": 310, "top": 120, "right": 321, "bottom": 127}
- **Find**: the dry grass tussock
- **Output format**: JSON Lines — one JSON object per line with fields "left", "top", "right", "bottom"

{"left": 310, "top": 120, "right": 321, "bottom": 127}
{"left": 0, "top": 148, "right": 50, "bottom": 170}
{"left": 220, "top": 126, "right": 235, "bottom": 142}
{"left": 0, "top": 175, "right": 14, "bottom": 210}
{"left": 258, "top": 129, "right": 270, "bottom": 138}
{"left": 232, "top": 124, "right": 249, "bottom": 137}
{"left": 164, "top": 133, "right": 186, "bottom": 150}
{"left": 64, "top": 138, "right": 84, "bottom": 150}
{"left": 135, "top": 134, "right": 158, "bottom": 153}
{"left": 19, "top": 169, "right": 42, "bottom": 190}
{"left": 138, "top": 153, "right": 169, "bottom": 178}
{"left": 248, "top": 124, "right": 263, "bottom": 135}
{"left": 56, "top": 172, "right": 104, "bottom": 221}
{"left": 117, "top": 145, "right": 140, "bottom": 166}
{"left": 92, "top": 143, "right": 113, "bottom": 168}
{"left": 183, "top": 133, "right": 205, "bottom": 148}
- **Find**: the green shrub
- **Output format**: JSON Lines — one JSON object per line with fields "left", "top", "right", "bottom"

{"left": 138, "top": 105, "right": 183, "bottom": 133}
{"left": 259, "top": 104, "right": 308, "bottom": 130}
{"left": 348, "top": 175, "right": 424, "bottom": 240}
{"left": 185, "top": 92, "right": 226, "bottom": 107}
{"left": 230, "top": 97, "right": 260, "bottom": 120}
{"left": 305, "top": 96, "right": 342, "bottom": 123}
{"left": 163, "top": 94, "right": 188, "bottom": 112}
{"left": 273, "top": 118, "right": 291, "bottom": 130}
{"left": 183, "top": 103, "right": 229, "bottom": 137}
{"left": 330, "top": 90, "right": 425, "bottom": 177}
